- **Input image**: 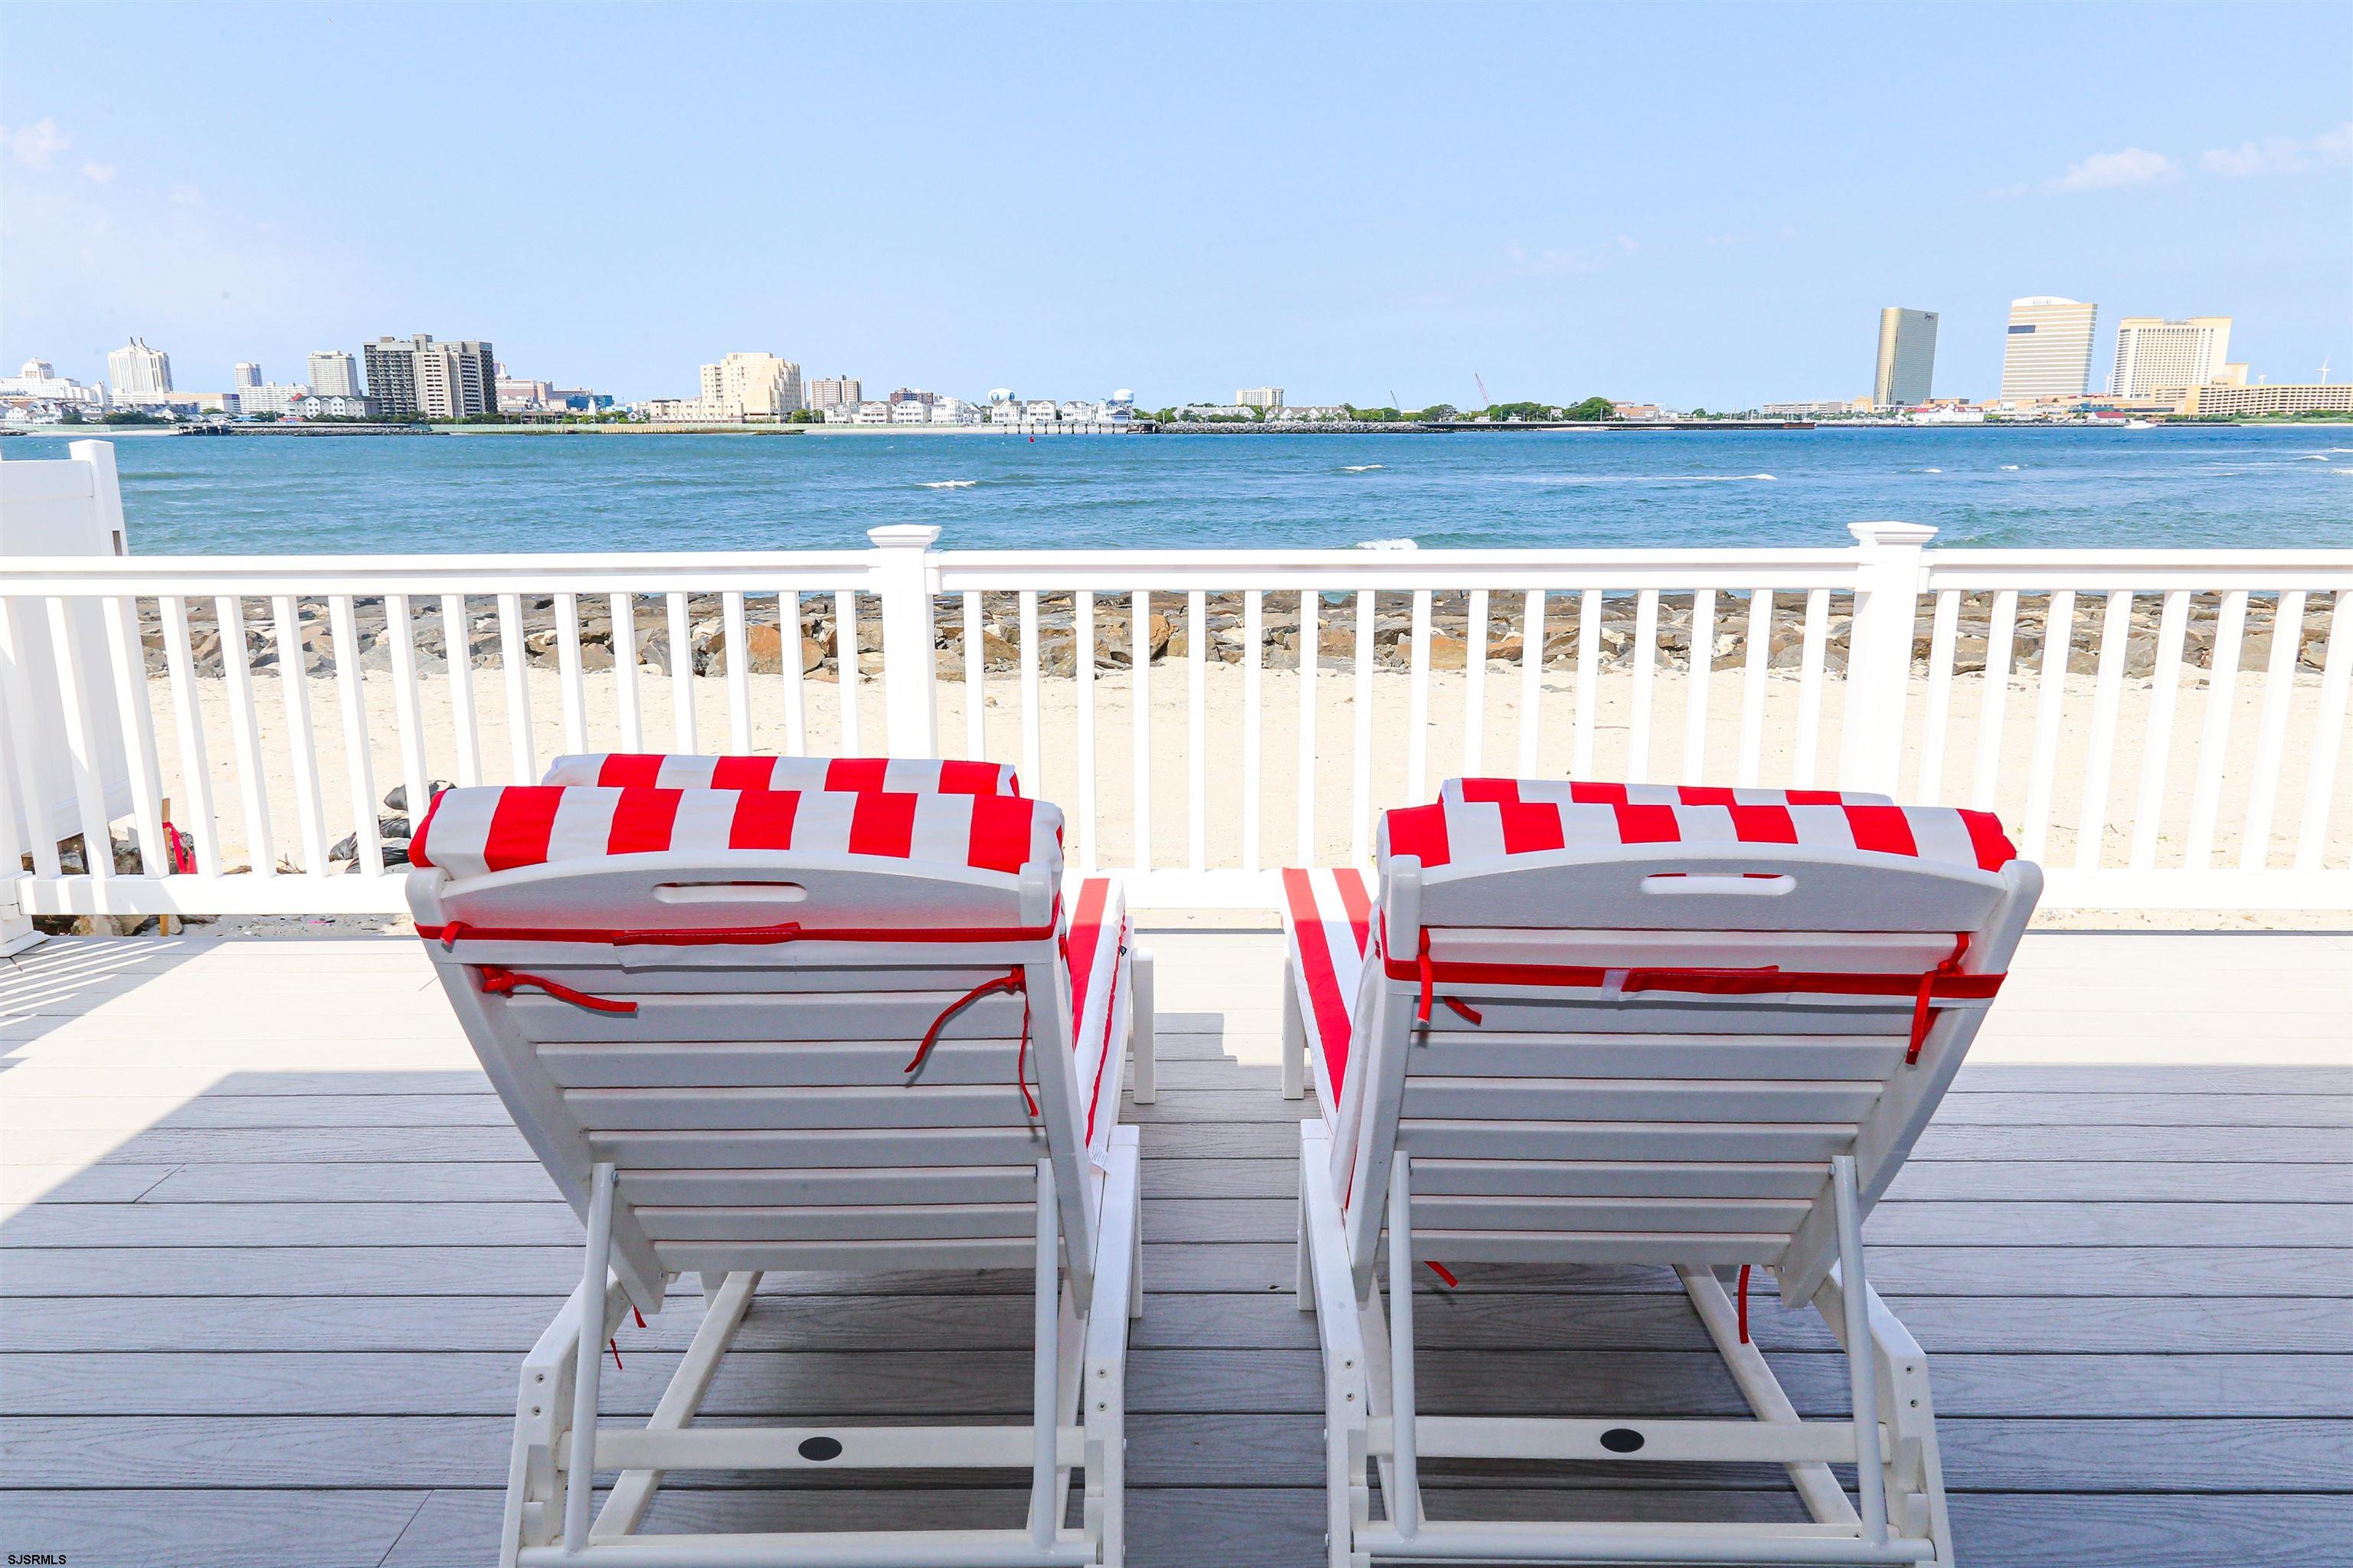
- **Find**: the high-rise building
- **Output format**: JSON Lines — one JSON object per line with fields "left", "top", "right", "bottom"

{"left": 106, "top": 337, "right": 172, "bottom": 394}
{"left": 1872, "top": 308, "right": 1938, "bottom": 407}
{"left": 805, "top": 375, "right": 862, "bottom": 414}
{"left": 698, "top": 352, "right": 803, "bottom": 421}
{"left": 2110, "top": 316, "right": 2233, "bottom": 401}
{"left": 234, "top": 362, "right": 263, "bottom": 389}
{"left": 887, "top": 388, "right": 936, "bottom": 408}
{"left": 1999, "top": 298, "right": 2099, "bottom": 401}
{"left": 362, "top": 336, "right": 496, "bottom": 418}
{"left": 1236, "top": 386, "right": 1284, "bottom": 408}
{"left": 307, "top": 351, "right": 360, "bottom": 397}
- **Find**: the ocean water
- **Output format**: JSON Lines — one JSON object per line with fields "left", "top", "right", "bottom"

{"left": 3, "top": 424, "right": 2347, "bottom": 555}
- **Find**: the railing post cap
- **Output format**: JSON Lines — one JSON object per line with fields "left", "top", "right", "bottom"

{"left": 1847, "top": 521, "right": 1936, "bottom": 548}
{"left": 867, "top": 525, "right": 942, "bottom": 549}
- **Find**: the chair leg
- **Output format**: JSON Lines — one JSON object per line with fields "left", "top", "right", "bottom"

{"left": 1831, "top": 1154, "right": 1891, "bottom": 1547}
{"left": 563, "top": 1162, "right": 617, "bottom": 1553}
{"left": 1281, "top": 954, "right": 1306, "bottom": 1100}
{"left": 1127, "top": 948, "right": 1156, "bottom": 1103}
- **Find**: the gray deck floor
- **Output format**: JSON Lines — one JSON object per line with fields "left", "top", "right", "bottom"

{"left": 2, "top": 926, "right": 2348, "bottom": 1566}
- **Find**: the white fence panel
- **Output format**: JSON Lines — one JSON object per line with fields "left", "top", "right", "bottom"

{"left": 2, "top": 489, "right": 2348, "bottom": 921}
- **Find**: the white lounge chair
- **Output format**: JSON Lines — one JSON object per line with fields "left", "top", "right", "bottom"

{"left": 1286, "top": 779, "right": 2040, "bottom": 1567}
{"left": 407, "top": 779, "right": 1151, "bottom": 1568}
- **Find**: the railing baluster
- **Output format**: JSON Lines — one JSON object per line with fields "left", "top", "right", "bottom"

{"left": 0, "top": 600, "right": 61, "bottom": 879}
{"left": 722, "top": 591, "right": 752, "bottom": 752}
{"left": 834, "top": 590, "right": 861, "bottom": 752}
{"left": 1791, "top": 588, "right": 1830, "bottom": 789}
{"left": 0, "top": 598, "right": 63, "bottom": 879}
{"left": 1407, "top": 589, "right": 1432, "bottom": 803}
{"left": 2128, "top": 590, "right": 2191, "bottom": 871}
{"left": 1131, "top": 590, "right": 1151, "bottom": 869}
{"left": 43, "top": 597, "right": 113, "bottom": 876}
{"left": 1077, "top": 590, "right": 1098, "bottom": 870}
{"left": 779, "top": 591, "right": 808, "bottom": 757}
{"left": 2073, "top": 591, "right": 2135, "bottom": 872}
{"left": 2292, "top": 589, "right": 2351, "bottom": 873}
{"left": 271, "top": 594, "right": 329, "bottom": 878}
{"left": 1352, "top": 590, "right": 1376, "bottom": 863}
{"left": 1186, "top": 588, "right": 1206, "bottom": 873}
{"left": 1573, "top": 588, "right": 1601, "bottom": 779}
{"left": 1297, "top": 589, "right": 1318, "bottom": 864}
{"left": 554, "top": 592, "right": 587, "bottom": 755}
{"left": 609, "top": 593, "right": 642, "bottom": 752}
{"left": 328, "top": 595, "right": 384, "bottom": 876}
{"left": 666, "top": 591, "right": 695, "bottom": 754}
{"left": 217, "top": 595, "right": 277, "bottom": 875}
{"left": 1737, "top": 590, "right": 1770, "bottom": 788}
{"left": 158, "top": 594, "right": 220, "bottom": 876}
{"left": 1972, "top": 589, "right": 2018, "bottom": 813}
{"left": 1518, "top": 589, "right": 1545, "bottom": 777}
{"left": 385, "top": 595, "right": 429, "bottom": 822}
{"left": 497, "top": 593, "right": 536, "bottom": 784}
{"left": 962, "top": 591, "right": 986, "bottom": 760}
{"left": 1019, "top": 589, "right": 1042, "bottom": 799}
{"left": 1242, "top": 590, "right": 1262, "bottom": 872}
{"left": 1461, "top": 588, "right": 1488, "bottom": 778}
{"left": 1682, "top": 588, "right": 1714, "bottom": 785}
{"left": 1628, "top": 588, "right": 1658, "bottom": 784}
{"left": 442, "top": 594, "right": 482, "bottom": 787}
{"left": 2183, "top": 591, "right": 2247, "bottom": 871}
{"left": 2239, "top": 589, "right": 2306, "bottom": 871}
{"left": 100, "top": 594, "right": 167, "bottom": 875}
{"left": 2021, "top": 590, "right": 2076, "bottom": 865}
{"left": 1915, "top": 590, "right": 1960, "bottom": 801}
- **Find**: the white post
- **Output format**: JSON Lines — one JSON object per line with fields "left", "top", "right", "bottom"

{"left": 1839, "top": 522, "right": 1935, "bottom": 796}
{"left": 70, "top": 439, "right": 130, "bottom": 556}
{"left": 1386, "top": 1154, "right": 1421, "bottom": 1540}
{"left": 1831, "top": 1154, "right": 1890, "bottom": 1545}
{"left": 565, "top": 1162, "right": 617, "bottom": 1552}
{"left": 1029, "top": 1158, "right": 1061, "bottom": 1550}
{"left": 867, "top": 525, "right": 942, "bottom": 757}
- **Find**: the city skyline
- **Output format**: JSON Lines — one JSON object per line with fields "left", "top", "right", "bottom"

{"left": 1, "top": 4, "right": 2342, "bottom": 409}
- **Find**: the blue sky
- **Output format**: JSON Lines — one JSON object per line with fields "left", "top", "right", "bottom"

{"left": 4, "top": 2, "right": 2346, "bottom": 409}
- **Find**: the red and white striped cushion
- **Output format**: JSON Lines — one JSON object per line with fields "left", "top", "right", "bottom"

{"left": 1281, "top": 867, "right": 1374, "bottom": 1121}
{"left": 543, "top": 754, "right": 1020, "bottom": 795}
{"left": 1396, "top": 780, "right": 2016, "bottom": 875}
{"left": 411, "top": 785, "right": 1062, "bottom": 882}
{"left": 1066, "top": 877, "right": 1133, "bottom": 1163}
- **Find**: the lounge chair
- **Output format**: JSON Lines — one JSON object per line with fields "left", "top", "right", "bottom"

{"left": 407, "top": 779, "right": 1151, "bottom": 1567}
{"left": 1286, "top": 779, "right": 2040, "bottom": 1566}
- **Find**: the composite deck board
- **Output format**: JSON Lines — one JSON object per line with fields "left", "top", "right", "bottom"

{"left": 2, "top": 931, "right": 2348, "bottom": 1567}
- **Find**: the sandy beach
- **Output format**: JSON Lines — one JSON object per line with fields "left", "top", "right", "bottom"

{"left": 128, "top": 645, "right": 2352, "bottom": 933}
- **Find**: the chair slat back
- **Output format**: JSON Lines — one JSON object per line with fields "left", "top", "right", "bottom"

{"left": 412, "top": 839, "right": 1097, "bottom": 1297}
{"left": 1340, "top": 823, "right": 2040, "bottom": 1299}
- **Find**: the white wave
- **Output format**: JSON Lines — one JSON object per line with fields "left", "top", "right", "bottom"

{"left": 1354, "top": 537, "right": 1419, "bottom": 551}
{"left": 918, "top": 479, "right": 979, "bottom": 489}
{"left": 1341, "top": 463, "right": 1384, "bottom": 473}
{"left": 2302, "top": 453, "right": 2332, "bottom": 460}
{"left": 2332, "top": 468, "right": 2353, "bottom": 476}
{"left": 1917, "top": 467, "right": 1942, "bottom": 473}
{"left": 2001, "top": 464, "right": 2021, "bottom": 470}
{"left": 1515, "top": 473, "right": 1773, "bottom": 486}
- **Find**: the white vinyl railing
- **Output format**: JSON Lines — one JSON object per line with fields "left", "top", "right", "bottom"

{"left": 3, "top": 447, "right": 2349, "bottom": 935}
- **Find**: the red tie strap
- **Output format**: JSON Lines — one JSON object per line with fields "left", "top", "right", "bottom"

{"left": 1406, "top": 928, "right": 1485, "bottom": 1027}
{"left": 1383, "top": 935, "right": 2001, "bottom": 1066}
{"left": 477, "top": 966, "right": 639, "bottom": 1014}
{"left": 905, "top": 967, "right": 1039, "bottom": 1117}
{"left": 1737, "top": 1264, "right": 1752, "bottom": 1344}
